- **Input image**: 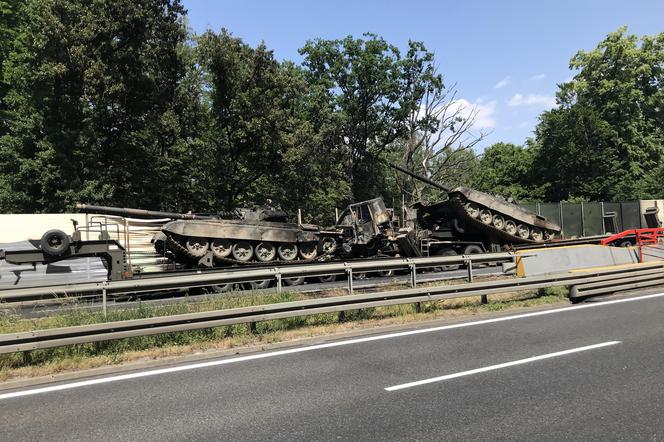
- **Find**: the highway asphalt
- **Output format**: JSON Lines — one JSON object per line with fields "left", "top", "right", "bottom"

{"left": 3, "top": 290, "right": 664, "bottom": 440}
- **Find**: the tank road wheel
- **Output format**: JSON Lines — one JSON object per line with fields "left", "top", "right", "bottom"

{"left": 255, "top": 242, "right": 277, "bottom": 262}
{"left": 530, "top": 228, "right": 543, "bottom": 242}
{"left": 504, "top": 220, "right": 517, "bottom": 236}
{"left": 543, "top": 231, "right": 554, "bottom": 241}
{"left": 299, "top": 242, "right": 318, "bottom": 260}
{"left": 465, "top": 202, "right": 481, "bottom": 219}
{"left": 435, "top": 248, "right": 460, "bottom": 272}
{"left": 321, "top": 238, "right": 337, "bottom": 256}
{"left": 185, "top": 237, "right": 209, "bottom": 258}
{"left": 211, "top": 239, "right": 232, "bottom": 260}
{"left": 492, "top": 214, "right": 505, "bottom": 230}
{"left": 232, "top": 241, "right": 254, "bottom": 262}
{"left": 516, "top": 224, "right": 530, "bottom": 239}
{"left": 479, "top": 209, "right": 493, "bottom": 225}
{"left": 277, "top": 243, "right": 298, "bottom": 261}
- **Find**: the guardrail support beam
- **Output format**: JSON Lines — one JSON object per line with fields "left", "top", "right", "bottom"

{"left": 409, "top": 263, "right": 417, "bottom": 288}
{"left": 275, "top": 271, "right": 282, "bottom": 294}
{"left": 102, "top": 283, "right": 108, "bottom": 318}
{"left": 346, "top": 267, "right": 353, "bottom": 295}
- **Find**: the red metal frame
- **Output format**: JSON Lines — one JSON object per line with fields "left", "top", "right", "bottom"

{"left": 600, "top": 227, "right": 664, "bottom": 262}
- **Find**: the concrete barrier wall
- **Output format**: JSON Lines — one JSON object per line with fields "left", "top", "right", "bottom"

{"left": 516, "top": 245, "right": 642, "bottom": 277}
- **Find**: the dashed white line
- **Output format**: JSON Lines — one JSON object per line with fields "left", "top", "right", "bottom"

{"left": 2, "top": 290, "right": 663, "bottom": 400}
{"left": 385, "top": 341, "right": 622, "bottom": 391}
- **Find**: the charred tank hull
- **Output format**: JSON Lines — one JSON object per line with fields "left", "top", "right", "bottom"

{"left": 160, "top": 218, "right": 334, "bottom": 265}
{"left": 75, "top": 203, "right": 339, "bottom": 266}
{"left": 448, "top": 187, "right": 561, "bottom": 243}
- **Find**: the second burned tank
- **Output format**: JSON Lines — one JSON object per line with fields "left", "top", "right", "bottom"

{"left": 386, "top": 162, "right": 561, "bottom": 244}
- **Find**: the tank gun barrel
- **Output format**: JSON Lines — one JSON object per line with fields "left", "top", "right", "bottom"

{"left": 385, "top": 161, "right": 451, "bottom": 192}
{"left": 75, "top": 203, "right": 213, "bottom": 220}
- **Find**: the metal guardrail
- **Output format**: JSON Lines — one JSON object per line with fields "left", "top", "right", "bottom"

{"left": 569, "top": 266, "right": 664, "bottom": 302}
{"left": 1, "top": 263, "right": 662, "bottom": 354}
{"left": 0, "top": 252, "right": 517, "bottom": 303}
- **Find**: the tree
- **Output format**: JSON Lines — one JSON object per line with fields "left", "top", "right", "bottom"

{"left": 533, "top": 27, "right": 664, "bottom": 201}
{"left": 472, "top": 142, "right": 541, "bottom": 202}
{"left": 299, "top": 35, "right": 436, "bottom": 201}
{"left": 391, "top": 76, "right": 486, "bottom": 203}
{"left": 196, "top": 30, "right": 312, "bottom": 210}
{"left": 0, "top": 0, "right": 200, "bottom": 212}
{"left": 0, "top": 0, "right": 21, "bottom": 132}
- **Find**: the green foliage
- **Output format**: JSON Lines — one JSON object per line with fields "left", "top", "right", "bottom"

{"left": 3, "top": 7, "right": 660, "bottom": 223}
{"left": 533, "top": 27, "right": 664, "bottom": 201}
{"left": 299, "top": 34, "right": 438, "bottom": 201}
{"left": 0, "top": 0, "right": 203, "bottom": 212}
{"left": 197, "top": 30, "right": 303, "bottom": 209}
{"left": 472, "top": 142, "right": 542, "bottom": 202}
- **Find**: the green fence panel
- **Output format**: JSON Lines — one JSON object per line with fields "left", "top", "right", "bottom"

{"left": 621, "top": 201, "right": 641, "bottom": 229}
{"left": 582, "top": 202, "right": 603, "bottom": 236}
{"left": 539, "top": 203, "right": 561, "bottom": 226}
{"left": 561, "top": 203, "right": 583, "bottom": 237}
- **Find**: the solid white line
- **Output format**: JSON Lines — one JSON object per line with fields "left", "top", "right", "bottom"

{"left": 2, "top": 290, "right": 663, "bottom": 400}
{"left": 385, "top": 341, "right": 621, "bottom": 391}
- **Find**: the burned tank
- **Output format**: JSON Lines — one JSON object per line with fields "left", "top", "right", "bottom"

{"left": 386, "top": 162, "right": 561, "bottom": 244}
{"left": 75, "top": 203, "right": 339, "bottom": 266}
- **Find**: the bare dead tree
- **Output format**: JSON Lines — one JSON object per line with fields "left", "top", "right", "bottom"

{"left": 395, "top": 75, "right": 489, "bottom": 202}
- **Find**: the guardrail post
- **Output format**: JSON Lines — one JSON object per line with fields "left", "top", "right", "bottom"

{"left": 102, "top": 282, "right": 108, "bottom": 318}
{"left": 275, "top": 270, "right": 282, "bottom": 294}
{"left": 414, "top": 302, "right": 421, "bottom": 313}
{"left": 480, "top": 295, "right": 488, "bottom": 304}
{"left": 346, "top": 265, "right": 353, "bottom": 295}
{"left": 409, "top": 263, "right": 417, "bottom": 288}
{"left": 466, "top": 257, "right": 474, "bottom": 282}
{"left": 250, "top": 322, "right": 257, "bottom": 333}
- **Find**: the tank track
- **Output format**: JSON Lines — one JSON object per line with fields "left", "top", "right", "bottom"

{"left": 163, "top": 234, "right": 333, "bottom": 266}
{"left": 449, "top": 195, "right": 549, "bottom": 244}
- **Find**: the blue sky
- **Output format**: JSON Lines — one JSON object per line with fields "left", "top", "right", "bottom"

{"left": 182, "top": 0, "right": 664, "bottom": 150}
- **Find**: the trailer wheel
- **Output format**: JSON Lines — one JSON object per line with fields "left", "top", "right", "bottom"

{"left": 463, "top": 244, "right": 484, "bottom": 268}
{"left": 284, "top": 277, "right": 305, "bottom": 286}
{"left": 317, "top": 275, "right": 337, "bottom": 283}
{"left": 435, "top": 248, "right": 460, "bottom": 271}
{"left": 249, "top": 280, "right": 271, "bottom": 290}
{"left": 40, "top": 229, "right": 70, "bottom": 256}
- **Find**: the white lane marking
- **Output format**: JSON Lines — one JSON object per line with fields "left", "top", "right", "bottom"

{"left": 2, "top": 291, "right": 664, "bottom": 400}
{"left": 385, "top": 341, "right": 621, "bottom": 392}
